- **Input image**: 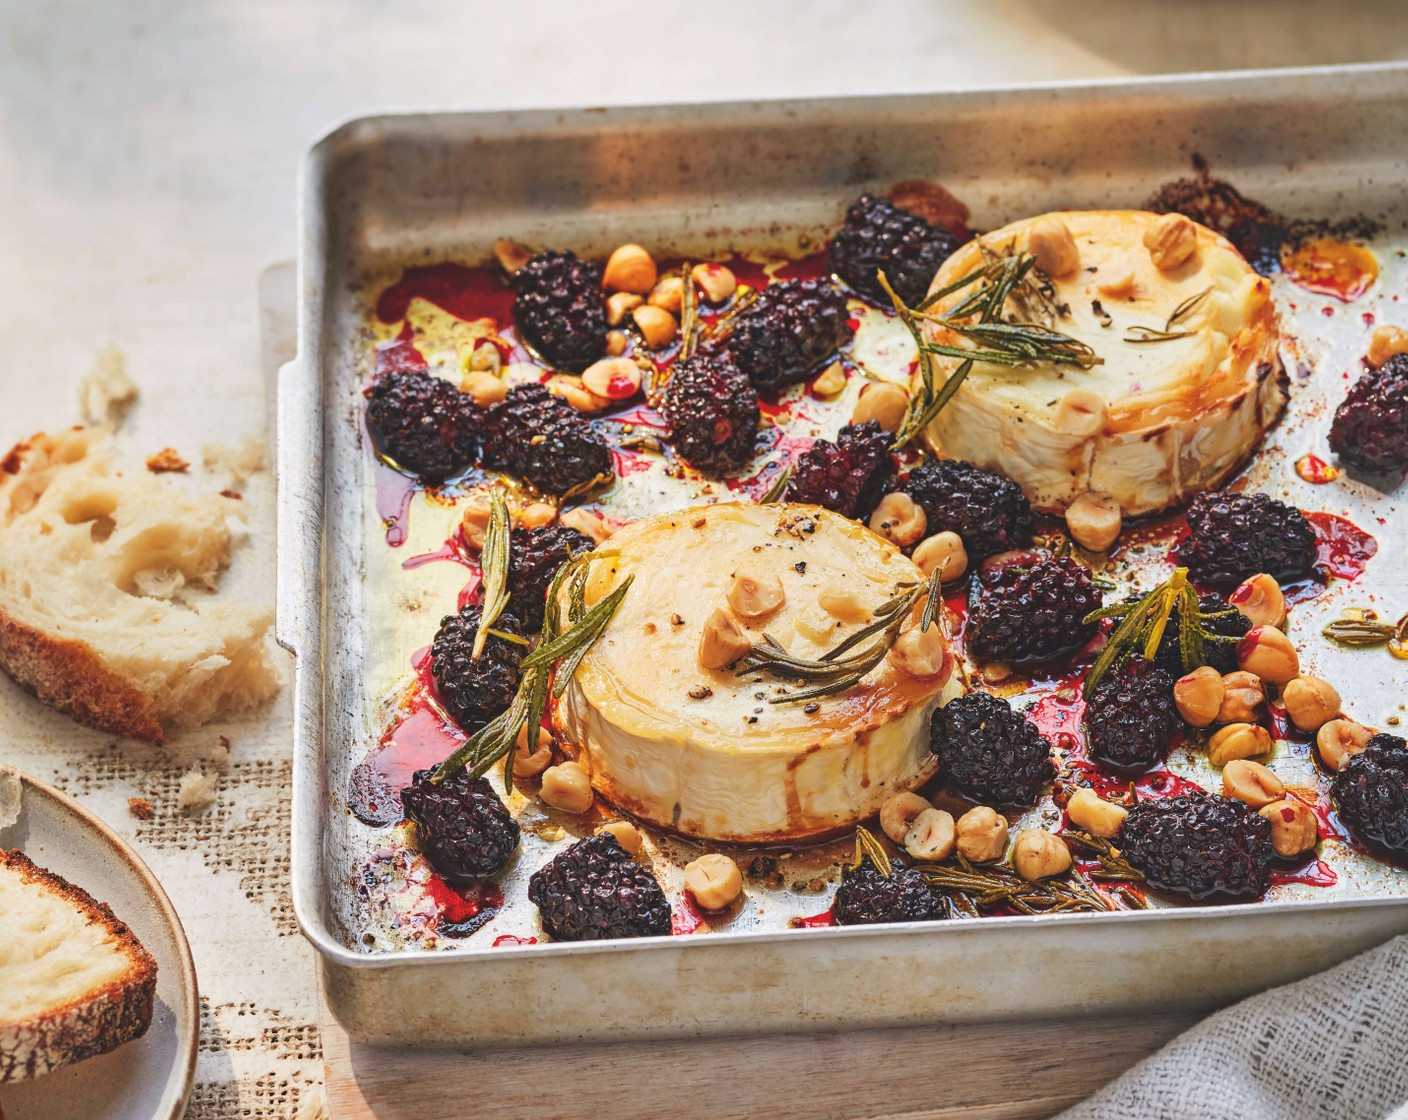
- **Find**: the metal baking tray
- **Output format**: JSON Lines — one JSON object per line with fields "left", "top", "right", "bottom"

{"left": 280, "top": 64, "right": 1408, "bottom": 1047}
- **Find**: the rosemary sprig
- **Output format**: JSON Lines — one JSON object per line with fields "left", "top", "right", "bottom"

{"left": 1060, "top": 830, "right": 1145, "bottom": 882}
{"left": 1323, "top": 607, "right": 1408, "bottom": 658}
{"left": 1123, "top": 286, "right": 1212, "bottom": 344}
{"left": 853, "top": 826, "right": 893, "bottom": 878}
{"left": 914, "top": 852, "right": 1130, "bottom": 915}
{"left": 471, "top": 490, "right": 512, "bottom": 660}
{"left": 677, "top": 263, "right": 699, "bottom": 361}
{"left": 758, "top": 465, "right": 792, "bottom": 504}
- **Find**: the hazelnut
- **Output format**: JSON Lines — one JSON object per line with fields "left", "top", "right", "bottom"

{"left": 1237, "top": 626, "right": 1300, "bottom": 684}
{"left": 1143, "top": 213, "right": 1199, "bottom": 271}
{"left": 1315, "top": 718, "right": 1374, "bottom": 772}
{"left": 889, "top": 624, "right": 949, "bottom": 681}
{"left": 647, "top": 275, "right": 685, "bottom": 313}
{"left": 818, "top": 586, "right": 871, "bottom": 623}
{"left": 1053, "top": 388, "right": 1106, "bottom": 437}
{"left": 596, "top": 820, "right": 643, "bottom": 855}
{"left": 691, "top": 262, "right": 738, "bottom": 304}
{"left": 811, "top": 360, "right": 847, "bottom": 398}
{"left": 1207, "top": 722, "right": 1273, "bottom": 768}
{"left": 582, "top": 357, "right": 643, "bottom": 402}
{"left": 539, "top": 761, "right": 594, "bottom": 813}
{"left": 1259, "top": 799, "right": 1318, "bottom": 858}
{"left": 868, "top": 492, "right": 927, "bottom": 548}
{"left": 1367, "top": 324, "right": 1408, "bottom": 367}
{"left": 461, "top": 371, "right": 508, "bottom": 407}
{"left": 1282, "top": 676, "right": 1342, "bottom": 733}
{"left": 1026, "top": 217, "right": 1079, "bottom": 278}
{"left": 518, "top": 502, "right": 557, "bottom": 530}
{"left": 604, "top": 329, "right": 629, "bottom": 356}
{"left": 904, "top": 808, "right": 956, "bottom": 862}
{"left": 1011, "top": 829, "right": 1073, "bottom": 881}
{"left": 1066, "top": 787, "right": 1128, "bottom": 839}
{"left": 1065, "top": 491, "right": 1122, "bottom": 552}
{"left": 467, "top": 343, "right": 502, "bottom": 374}
{"left": 727, "top": 572, "right": 785, "bottom": 620}
{"left": 603, "top": 243, "right": 657, "bottom": 294}
{"left": 605, "top": 291, "right": 643, "bottom": 326}
{"left": 955, "top": 806, "right": 1008, "bottom": 863}
{"left": 546, "top": 374, "right": 610, "bottom": 413}
{"left": 512, "top": 723, "right": 554, "bottom": 777}
{"left": 1218, "top": 670, "right": 1266, "bottom": 723}
{"left": 684, "top": 853, "right": 743, "bottom": 911}
{"left": 459, "top": 500, "right": 493, "bottom": 550}
{"left": 632, "top": 304, "right": 678, "bottom": 350}
{"left": 1096, "top": 269, "right": 1137, "bottom": 299}
{"left": 880, "top": 791, "right": 931, "bottom": 845}
{"left": 851, "top": 381, "right": 909, "bottom": 432}
{"left": 1174, "top": 666, "right": 1225, "bottom": 728}
{"left": 1221, "top": 759, "right": 1285, "bottom": 808}
{"left": 698, "top": 607, "right": 752, "bottom": 670}
{"left": 1228, "top": 573, "right": 1286, "bottom": 629}
{"left": 560, "top": 506, "right": 614, "bottom": 545}
{"left": 493, "top": 238, "right": 533, "bottom": 274}
{"left": 913, "top": 531, "right": 967, "bottom": 582}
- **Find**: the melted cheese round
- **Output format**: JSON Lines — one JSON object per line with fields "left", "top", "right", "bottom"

{"left": 553, "top": 502, "right": 964, "bottom": 843}
{"left": 920, "top": 210, "right": 1287, "bottom": 515}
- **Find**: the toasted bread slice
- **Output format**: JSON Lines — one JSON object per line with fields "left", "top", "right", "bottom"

{"left": 0, "top": 426, "right": 279, "bottom": 743}
{"left": 0, "top": 850, "right": 158, "bottom": 1081}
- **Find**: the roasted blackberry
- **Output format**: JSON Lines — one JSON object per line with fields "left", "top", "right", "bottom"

{"left": 365, "top": 369, "right": 480, "bottom": 480}
{"left": 930, "top": 692, "right": 1056, "bottom": 806}
{"left": 400, "top": 768, "right": 520, "bottom": 882}
{"left": 1151, "top": 592, "right": 1251, "bottom": 676}
{"left": 833, "top": 854, "right": 947, "bottom": 926}
{"left": 1179, "top": 490, "right": 1317, "bottom": 587}
{"left": 900, "top": 459, "right": 1034, "bottom": 561}
{"left": 1084, "top": 656, "right": 1181, "bottom": 773}
{"left": 527, "top": 833, "right": 672, "bottom": 941}
{"left": 1333, "top": 733, "right": 1408, "bottom": 857}
{"left": 728, "top": 278, "right": 853, "bottom": 392}
{"left": 430, "top": 605, "right": 525, "bottom": 732}
{"left": 658, "top": 352, "right": 760, "bottom": 473}
{"left": 788, "top": 421, "right": 896, "bottom": 520}
{"left": 507, "top": 524, "right": 595, "bottom": 632}
{"left": 1329, "top": 354, "right": 1408, "bottom": 473}
{"left": 480, "top": 383, "right": 613, "bottom": 496}
{"left": 828, "top": 193, "right": 961, "bottom": 306}
{"left": 967, "top": 555, "right": 1101, "bottom": 664}
{"left": 511, "top": 250, "right": 607, "bottom": 372}
{"left": 1118, "top": 792, "right": 1274, "bottom": 900}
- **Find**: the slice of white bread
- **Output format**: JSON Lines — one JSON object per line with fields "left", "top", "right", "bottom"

{"left": 0, "top": 426, "right": 279, "bottom": 743}
{"left": 0, "top": 849, "right": 158, "bottom": 1082}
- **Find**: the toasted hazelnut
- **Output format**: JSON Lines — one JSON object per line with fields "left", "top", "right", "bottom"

{"left": 698, "top": 607, "right": 752, "bottom": 670}
{"left": 1367, "top": 324, "right": 1408, "bottom": 367}
{"left": 818, "top": 586, "right": 871, "bottom": 624}
{"left": 1174, "top": 666, "right": 1225, "bottom": 728}
{"left": 869, "top": 492, "right": 927, "bottom": 548}
{"left": 560, "top": 506, "right": 614, "bottom": 545}
{"left": 727, "top": 572, "right": 785, "bottom": 620}
{"left": 889, "top": 624, "right": 949, "bottom": 681}
{"left": 512, "top": 722, "right": 555, "bottom": 777}
{"left": 1012, "top": 829, "right": 1073, "bottom": 881}
{"left": 582, "top": 357, "right": 643, "bottom": 402}
{"left": 632, "top": 304, "right": 678, "bottom": 349}
{"left": 1259, "top": 799, "right": 1318, "bottom": 858}
{"left": 539, "top": 761, "right": 594, "bottom": 813}
{"left": 1218, "top": 670, "right": 1266, "bottom": 723}
{"left": 851, "top": 381, "right": 909, "bottom": 432}
{"left": 518, "top": 502, "right": 557, "bottom": 529}
{"left": 904, "top": 808, "right": 956, "bottom": 862}
{"left": 603, "top": 243, "right": 657, "bottom": 294}
{"left": 691, "top": 262, "right": 738, "bottom": 304}
{"left": 1283, "top": 676, "right": 1342, "bottom": 733}
{"left": 493, "top": 238, "right": 533, "bottom": 274}
{"left": 1228, "top": 573, "right": 1286, "bottom": 630}
{"left": 459, "top": 500, "right": 493, "bottom": 550}
{"left": 1027, "top": 217, "right": 1079, "bottom": 278}
{"left": 955, "top": 806, "right": 1008, "bottom": 863}
{"left": 982, "top": 662, "right": 1013, "bottom": 685}
{"left": 880, "top": 791, "right": 932, "bottom": 845}
{"left": 811, "top": 360, "right": 847, "bottom": 398}
{"left": 1207, "top": 722, "right": 1273, "bottom": 768}
{"left": 605, "top": 291, "right": 643, "bottom": 326}
{"left": 546, "top": 374, "right": 610, "bottom": 413}
{"left": 461, "top": 370, "right": 508, "bottom": 407}
{"left": 604, "top": 329, "right": 629, "bottom": 356}
{"left": 1066, "top": 787, "right": 1128, "bottom": 839}
{"left": 647, "top": 275, "right": 685, "bottom": 313}
{"left": 1237, "top": 625, "right": 1300, "bottom": 684}
{"left": 467, "top": 342, "right": 502, "bottom": 374}
{"left": 913, "top": 531, "right": 968, "bottom": 582}
{"left": 1053, "top": 388, "right": 1106, "bottom": 437}
{"left": 596, "top": 820, "right": 643, "bottom": 855}
{"left": 685, "top": 853, "right": 743, "bottom": 911}
{"left": 1316, "top": 718, "right": 1374, "bottom": 772}
{"left": 1221, "top": 759, "right": 1285, "bottom": 808}
{"left": 1065, "top": 491, "right": 1122, "bottom": 552}
{"left": 1143, "top": 213, "right": 1199, "bottom": 271}
{"left": 1096, "top": 269, "right": 1137, "bottom": 300}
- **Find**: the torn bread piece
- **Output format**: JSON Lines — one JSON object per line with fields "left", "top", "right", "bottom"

{"left": 0, "top": 850, "right": 158, "bottom": 1082}
{"left": 78, "top": 345, "right": 138, "bottom": 428}
{"left": 0, "top": 768, "right": 18, "bottom": 831}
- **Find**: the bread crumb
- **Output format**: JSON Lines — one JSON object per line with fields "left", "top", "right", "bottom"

{"left": 79, "top": 345, "right": 139, "bottom": 427}
{"left": 128, "top": 797, "right": 154, "bottom": 821}
{"left": 145, "top": 448, "right": 190, "bottom": 474}
{"left": 0, "top": 765, "right": 20, "bottom": 829}
{"left": 177, "top": 768, "right": 218, "bottom": 816}
{"left": 202, "top": 436, "right": 267, "bottom": 484}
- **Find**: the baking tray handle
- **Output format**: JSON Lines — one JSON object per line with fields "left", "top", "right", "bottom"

{"left": 275, "top": 356, "right": 321, "bottom": 657}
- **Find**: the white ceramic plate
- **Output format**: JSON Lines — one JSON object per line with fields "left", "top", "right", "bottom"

{"left": 0, "top": 772, "right": 198, "bottom": 1120}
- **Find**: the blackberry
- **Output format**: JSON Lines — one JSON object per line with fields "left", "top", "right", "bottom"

{"left": 967, "top": 555, "right": 1101, "bottom": 664}
{"left": 833, "top": 854, "right": 947, "bottom": 926}
{"left": 1084, "top": 656, "right": 1181, "bottom": 773}
{"left": 527, "top": 833, "right": 672, "bottom": 941}
{"left": 1151, "top": 592, "right": 1251, "bottom": 676}
{"left": 480, "top": 383, "right": 613, "bottom": 496}
{"left": 400, "top": 768, "right": 520, "bottom": 882}
{"left": 900, "top": 459, "right": 1034, "bottom": 561}
{"left": 1329, "top": 354, "right": 1408, "bottom": 473}
{"left": 828, "top": 193, "right": 961, "bottom": 306}
{"left": 365, "top": 369, "right": 480, "bottom": 480}
{"left": 1118, "top": 792, "right": 1274, "bottom": 900}
{"left": 1333, "top": 733, "right": 1408, "bottom": 858}
{"left": 659, "top": 352, "right": 760, "bottom": 473}
{"left": 788, "top": 421, "right": 896, "bottom": 520}
{"left": 511, "top": 250, "right": 607, "bottom": 372}
{"left": 507, "top": 524, "right": 595, "bottom": 632}
{"left": 430, "top": 605, "right": 525, "bottom": 732}
{"left": 729, "top": 278, "right": 853, "bottom": 392}
{"left": 1179, "top": 490, "right": 1317, "bottom": 587}
{"left": 930, "top": 692, "right": 1056, "bottom": 806}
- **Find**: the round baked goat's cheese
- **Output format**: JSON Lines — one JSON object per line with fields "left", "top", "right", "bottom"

{"left": 920, "top": 210, "right": 1287, "bottom": 516}
{"left": 553, "top": 502, "right": 964, "bottom": 843}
